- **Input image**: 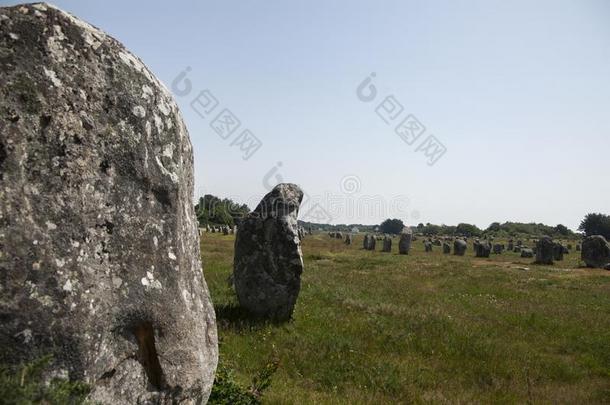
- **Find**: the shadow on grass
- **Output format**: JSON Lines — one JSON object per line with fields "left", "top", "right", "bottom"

{"left": 214, "top": 303, "right": 287, "bottom": 331}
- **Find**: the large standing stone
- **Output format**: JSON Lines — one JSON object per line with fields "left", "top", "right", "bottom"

{"left": 454, "top": 239, "right": 467, "bottom": 256}
{"left": 233, "top": 183, "right": 304, "bottom": 321}
{"left": 535, "top": 237, "right": 555, "bottom": 264}
{"left": 475, "top": 240, "right": 491, "bottom": 258}
{"left": 0, "top": 4, "right": 217, "bottom": 403}
{"left": 398, "top": 231, "right": 412, "bottom": 254}
{"left": 382, "top": 236, "right": 392, "bottom": 252}
{"left": 581, "top": 235, "right": 610, "bottom": 268}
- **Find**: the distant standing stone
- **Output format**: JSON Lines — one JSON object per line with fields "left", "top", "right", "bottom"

{"left": 345, "top": 234, "right": 352, "bottom": 245}
{"left": 398, "top": 231, "right": 412, "bottom": 255}
{"left": 553, "top": 243, "right": 564, "bottom": 261}
{"left": 581, "top": 235, "right": 610, "bottom": 268}
{"left": 454, "top": 239, "right": 467, "bottom": 256}
{"left": 233, "top": 183, "right": 304, "bottom": 321}
{"left": 508, "top": 239, "right": 514, "bottom": 251}
{"left": 336, "top": 232, "right": 343, "bottom": 240}
{"left": 424, "top": 241, "right": 433, "bottom": 252}
{"left": 443, "top": 242, "right": 451, "bottom": 254}
{"left": 535, "top": 237, "right": 555, "bottom": 265}
{"left": 363, "top": 234, "right": 370, "bottom": 249}
{"left": 521, "top": 248, "right": 534, "bottom": 258}
{"left": 382, "top": 237, "right": 392, "bottom": 252}
{"left": 475, "top": 240, "right": 491, "bottom": 258}
{"left": 493, "top": 244, "right": 503, "bottom": 254}
{"left": 223, "top": 226, "right": 229, "bottom": 235}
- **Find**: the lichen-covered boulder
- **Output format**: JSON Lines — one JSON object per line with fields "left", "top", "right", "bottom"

{"left": 0, "top": 3, "right": 217, "bottom": 403}
{"left": 398, "top": 231, "right": 412, "bottom": 255}
{"left": 453, "top": 239, "right": 467, "bottom": 256}
{"left": 535, "top": 237, "right": 555, "bottom": 265}
{"left": 581, "top": 235, "right": 610, "bottom": 268}
{"left": 233, "top": 183, "right": 304, "bottom": 321}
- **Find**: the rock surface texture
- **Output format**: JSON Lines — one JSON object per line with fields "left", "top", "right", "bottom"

{"left": 0, "top": 3, "right": 218, "bottom": 403}
{"left": 581, "top": 235, "right": 610, "bottom": 268}
{"left": 233, "top": 183, "right": 304, "bottom": 321}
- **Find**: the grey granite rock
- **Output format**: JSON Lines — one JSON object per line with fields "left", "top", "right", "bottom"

{"left": 0, "top": 3, "right": 217, "bottom": 403}
{"left": 232, "top": 183, "right": 304, "bottom": 321}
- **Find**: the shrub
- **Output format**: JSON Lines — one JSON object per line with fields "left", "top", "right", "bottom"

{"left": 208, "top": 358, "right": 279, "bottom": 405}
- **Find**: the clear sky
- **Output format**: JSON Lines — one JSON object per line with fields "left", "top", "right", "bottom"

{"left": 7, "top": 0, "right": 610, "bottom": 229}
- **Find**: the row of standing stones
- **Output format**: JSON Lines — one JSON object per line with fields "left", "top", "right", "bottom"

{"left": 2, "top": 3, "right": 610, "bottom": 403}
{"left": 333, "top": 231, "right": 610, "bottom": 269}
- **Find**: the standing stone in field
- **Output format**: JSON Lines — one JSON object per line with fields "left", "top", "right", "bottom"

{"left": 581, "top": 235, "right": 610, "bottom": 268}
{"left": 475, "top": 240, "right": 491, "bottom": 258}
{"left": 508, "top": 240, "right": 514, "bottom": 251}
{"left": 443, "top": 242, "right": 451, "bottom": 254}
{"left": 233, "top": 183, "right": 304, "bottom": 321}
{"left": 345, "top": 234, "right": 352, "bottom": 245}
{"left": 382, "top": 237, "right": 392, "bottom": 252}
{"left": 454, "top": 239, "right": 467, "bottom": 256}
{"left": 223, "top": 226, "right": 229, "bottom": 235}
{"left": 424, "top": 241, "right": 433, "bottom": 252}
{"left": 433, "top": 239, "right": 442, "bottom": 246}
{"left": 521, "top": 248, "right": 534, "bottom": 258}
{"left": 363, "top": 234, "right": 370, "bottom": 249}
{"left": 335, "top": 232, "right": 343, "bottom": 240}
{"left": 553, "top": 243, "right": 564, "bottom": 261}
{"left": 398, "top": 231, "right": 412, "bottom": 254}
{"left": 211, "top": 227, "right": 216, "bottom": 233}
{"left": 493, "top": 244, "right": 503, "bottom": 254}
{"left": 369, "top": 236, "right": 377, "bottom": 251}
{"left": 308, "top": 226, "right": 313, "bottom": 235}
{"left": 0, "top": 4, "right": 218, "bottom": 403}
{"left": 535, "top": 237, "right": 555, "bottom": 264}
{"left": 206, "top": 224, "right": 212, "bottom": 232}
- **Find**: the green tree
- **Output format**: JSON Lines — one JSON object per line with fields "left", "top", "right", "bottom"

{"left": 554, "top": 224, "right": 570, "bottom": 236}
{"left": 455, "top": 223, "right": 482, "bottom": 237}
{"left": 194, "top": 194, "right": 250, "bottom": 226}
{"left": 379, "top": 218, "right": 405, "bottom": 234}
{"left": 578, "top": 213, "right": 610, "bottom": 239}
{"left": 487, "top": 222, "right": 501, "bottom": 233}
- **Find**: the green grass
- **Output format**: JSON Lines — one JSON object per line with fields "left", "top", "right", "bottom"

{"left": 202, "top": 233, "right": 610, "bottom": 404}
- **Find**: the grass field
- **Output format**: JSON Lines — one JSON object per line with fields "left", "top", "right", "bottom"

{"left": 202, "top": 233, "right": 610, "bottom": 404}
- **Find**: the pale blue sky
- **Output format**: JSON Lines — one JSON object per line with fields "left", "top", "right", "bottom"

{"left": 9, "top": 0, "right": 610, "bottom": 229}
